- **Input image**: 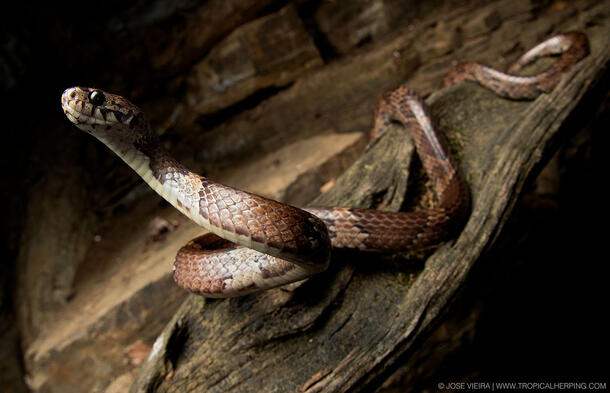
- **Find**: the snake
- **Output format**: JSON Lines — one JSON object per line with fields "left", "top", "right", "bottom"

{"left": 61, "top": 31, "right": 588, "bottom": 297}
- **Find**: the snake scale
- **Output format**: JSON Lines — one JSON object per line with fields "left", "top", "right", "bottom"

{"left": 61, "top": 32, "right": 588, "bottom": 297}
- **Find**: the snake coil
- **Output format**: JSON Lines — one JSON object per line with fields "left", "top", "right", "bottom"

{"left": 62, "top": 32, "right": 588, "bottom": 297}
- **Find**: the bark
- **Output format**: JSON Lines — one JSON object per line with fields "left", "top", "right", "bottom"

{"left": 131, "top": 9, "right": 610, "bottom": 393}
{"left": 2, "top": 0, "right": 608, "bottom": 392}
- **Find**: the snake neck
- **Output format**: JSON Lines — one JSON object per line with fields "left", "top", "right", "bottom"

{"left": 111, "top": 134, "right": 275, "bottom": 254}
{"left": 109, "top": 133, "right": 331, "bottom": 265}
{"left": 102, "top": 132, "right": 204, "bottom": 226}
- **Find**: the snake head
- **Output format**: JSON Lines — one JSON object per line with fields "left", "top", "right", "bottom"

{"left": 61, "top": 87, "right": 153, "bottom": 146}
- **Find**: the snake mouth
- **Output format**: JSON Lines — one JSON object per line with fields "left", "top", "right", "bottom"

{"left": 61, "top": 87, "right": 136, "bottom": 128}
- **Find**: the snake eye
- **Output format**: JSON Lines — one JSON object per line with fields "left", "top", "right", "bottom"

{"left": 89, "top": 90, "right": 106, "bottom": 106}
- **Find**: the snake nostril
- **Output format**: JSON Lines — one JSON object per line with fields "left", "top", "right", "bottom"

{"left": 89, "top": 90, "right": 106, "bottom": 106}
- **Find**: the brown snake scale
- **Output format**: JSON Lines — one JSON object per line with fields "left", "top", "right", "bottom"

{"left": 61, "top": 32, "right": 588, "bottom": 297}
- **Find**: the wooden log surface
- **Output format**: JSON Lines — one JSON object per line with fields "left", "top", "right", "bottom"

{"left": 1, "top": 0, "right": 608, "bottom": 392}
{"left": 131, "top": 7, "right": 610, "bottom": 393}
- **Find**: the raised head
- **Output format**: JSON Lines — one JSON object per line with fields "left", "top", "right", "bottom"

{"left": 61, "top": 87, "right": 154, "bottom": 147}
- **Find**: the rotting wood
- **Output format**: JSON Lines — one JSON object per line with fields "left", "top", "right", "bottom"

{"left": 7, "top": 1, "right": 608, "bottom": 392}
{"left": 130, "top": 15, "right": 610, "bottom": 393}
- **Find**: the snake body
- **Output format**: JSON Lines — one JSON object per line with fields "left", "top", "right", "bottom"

{"left": 61, "top": 32, "right": 588, "bottom": 297}
{"left": 441, "top": 32, "right": 589, "bottom": 98}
